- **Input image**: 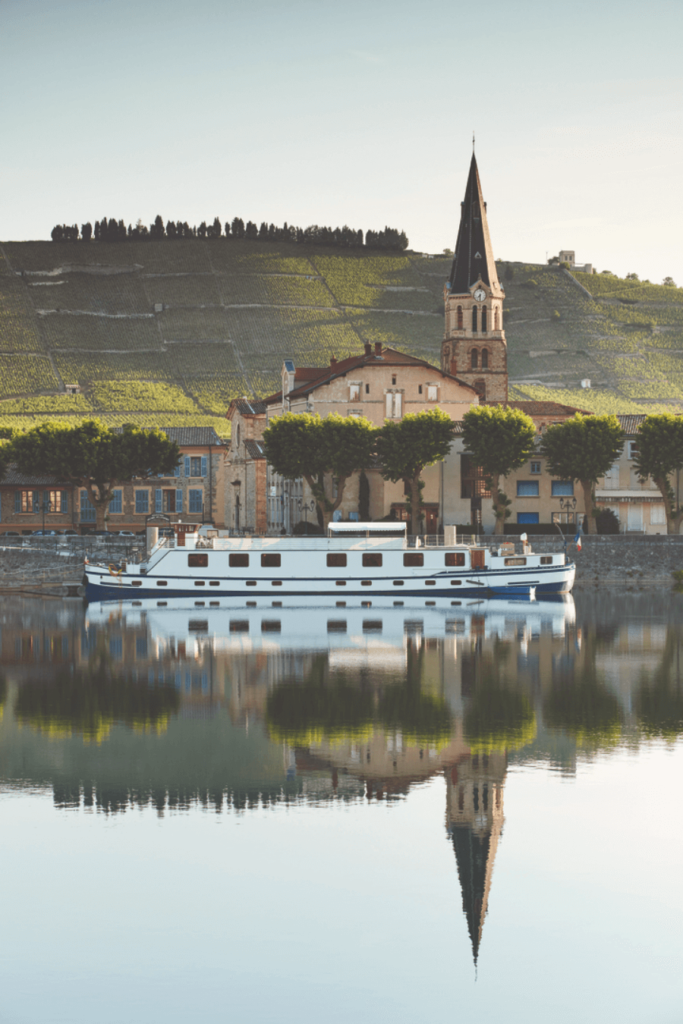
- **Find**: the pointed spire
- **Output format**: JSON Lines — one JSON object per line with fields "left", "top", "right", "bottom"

{"left": 450, "top": 825, "right": 493, "bottom": 963}
{"left": 448, "top": 154, "right": 501, "bottom": 296}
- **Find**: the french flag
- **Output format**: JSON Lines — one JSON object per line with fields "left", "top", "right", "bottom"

{"left": 574, "top": 528, "right": 582, "bottom": 552}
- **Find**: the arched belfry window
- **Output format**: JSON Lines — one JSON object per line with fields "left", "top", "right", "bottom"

{"left": 494, "top": 307, "right": 499, "bottom": 331}
{"left": 457, "top": 305, "right": 463, "bottom": 330}
{"left": 471, "top": 349, "right": 479, "bottom": 369}
{"left": 472, "top": 306, "right": 478, "bottom": 333}
{"left": 481, "top": 348, "right": 489, "bottom": 370}
{"left": 481, "top": 306, "right": 487, "bottom": 332}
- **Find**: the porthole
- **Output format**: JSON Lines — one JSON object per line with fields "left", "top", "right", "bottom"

{"left": 425, "top": 580, "right": 436, "bottom": 586}
{"left": 271, "top": 581, "right": 283, "bottom": 586}
{"left": 132, "top": 580, "right": 142, "bottom": 587}
{"left": 246, "top": 600, "right": 256, "bottom": 607}
{"left": 210, "top": 601, "right": 220, "bottom": 606}
{"left": 157, "top": 601, "right": 167, "bottom": 607}
{"left": 195, "top": 601, "right": 205, "bottom": 607}
{"left": 194, "top": 581, "right": 205, "bottom": 587}
{"left": 451, "top": 579, "right": 462, "bottom": 586}
{"left": 209, "top": 581, "right": 220, "bottom": 586}
{"left": 361, "top": 580, "right": 372, "bottom": 587}
{"left": 393, "top": 580, "right": 404, "bottom": 586}
{"left": 336, "top": 580, "right": 346, "bottom": 587}
{"left": 246, "top": 581, "right": 257, "bottom": 586}
{"left": 156, "top": 581, "right": 167, "bottom": 587}
{"left": 272, "top": 601, "right": 282, "bottom": 607}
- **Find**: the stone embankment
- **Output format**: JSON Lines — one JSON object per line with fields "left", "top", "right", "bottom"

{"left": 0, "top": 537, "right": 143, "bottom": 596}
{"left": 515, "top": 534, "right": 683, "bottom": 585}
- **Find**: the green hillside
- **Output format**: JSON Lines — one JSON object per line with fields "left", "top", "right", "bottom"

{"left": 1, "top": 238, "right": 682, "bottom": 434}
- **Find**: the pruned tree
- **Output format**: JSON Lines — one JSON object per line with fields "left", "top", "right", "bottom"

{"left": 376, "top": 408, "right": 457, "bottom": 535}
{"left": 461, "top": 405, "right": 536, "bottom": 534}
{"left": 633, "top": 413, "right": 683, "bottom": 534}
{"left": 9, "top": 420, "right": 180, "bottom": 531}
{"left": 262, "top": 413, "right": 377, "bottom": 529}
{"left": 540, "top": 414, "right": 625, "bottom": 534}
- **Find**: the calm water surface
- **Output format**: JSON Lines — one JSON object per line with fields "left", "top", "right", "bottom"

{"left": 1, "top": 591, "right": 682, "bottom": 1024}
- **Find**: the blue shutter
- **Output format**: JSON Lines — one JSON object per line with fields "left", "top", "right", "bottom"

{"left": 173, "top": 464, "right": 180, "bottom": 478}
{"left": 43, "top": 490, "right": 50, "bottom": 513}
{"left": 61, "top": 491, "right": 68, "bottom": 514}
{"left": 184, "top": 456, "right": 191, "bottom": 477}
{"left": 108, "top": 489, "right": 122, "bottom": 514}
{"left": 176, "top": 488, "right": 183, "bottom": 514}
{"left": 14, "top": 492, "right": 21, "bottom": 513}
{"left": 33, "top": 491, "right": 40, "bottom": 513}
{"left": 155, "top": 488, "right": 162, "bottom": 513}
{"left": 201, "top": 456, "right": 207, "bottom": 478}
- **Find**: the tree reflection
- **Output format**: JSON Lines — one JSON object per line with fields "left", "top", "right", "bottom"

{"left": 635, "top": 628, "right": 683, "bottom": 739}
{"left": 464, "top": 678, "right": 535, "bottom": 753}
{"left": 14, "top": 647, "right": 180, "bottom": 742}
{"left": 0, "top": 674, "right": 6, "bottom": 721}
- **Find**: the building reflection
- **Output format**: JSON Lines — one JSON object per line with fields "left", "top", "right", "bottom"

{"left": 1, "top": 593, "right": 683, "bottom": 962}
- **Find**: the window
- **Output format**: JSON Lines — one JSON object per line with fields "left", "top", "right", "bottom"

{"left": 261, "top": 553, "right": 281, "bottom": 567}
{"left": 457, "top": 306, "right": 463, "bottom": 329}
{"left": 494, "top": 307, "right": 499, "bottom": 330}
{"left": 109, "top": 489, "right": 122, "bottom": 514}
{"left": 188, "top": 554, "right": 209, "bottom": 568}
{"left": 604, "top": 463, "right": 620, "bottom": 489}
{"left": 17, "top": 490, "right": 39, "bottom": 514}
{"left": 385, "top": 392, "right": 402, "bottom": 418}
{"left": 530, "top": 461, "right": 541, "bottom": 474}
{"left": 552, "top": 512, "right": 575, "bottom": 524}
{"left": 517, "top": 513, "right": 539, "bottom": 524}
{"left": 418, "top": 385, "right": 422, "bottom": 394}
{"left": 362, "top": 552, "right": 383, "bottom": 567}
{"left": 472, "top": 306, "right": 478, "bottom": 332}
{"left": 445, "top": 552, "right": 466, "bottom": 566}
{"left": 551, "top": 481, "right": 574, "bottom": 496}
{"left": 161, "top": 490, "right": 176, "bottom": 513}
{"left": 230, "top": 553, "right": 249, "bottom": 567}
{"left": 471, "top": 348, "right": 479, "bottom": 369}
{"left": 349, "top": 383, "right": 361, "bottom": 401}
{"left": 517, "top": 481, "right": 539, "bottom": 497}
{"left": 185, "top": 455, "right": 208, "bottom": 477}
{"left": 361, "top": 580, "right": 372, "bottom": 586}
{"left": 327, "top": 553, "right": 347, "bottom": 567}
{"left": 541, "top": 556, "right": 554, "bottom": 565}
{"left": 404, "top": 553, "right": 424, "bottom": 567}
{"left": 481, "top": 348, "right": 489, "bottom": 369}
{"left": 481, "top": 306, "right": 487, "bottom": 332}
{"left": 134, "top": 490, "right": 149, "bottom": 514}
{"left": 188, "top": 489, "right": 203, "bottom": 514}
{"left": 365, "top": 383, "right": 370, "bottom": 394}
{"left": 427, "top": 385, "right": 438, "bottom": 402}
{"left": 391, "top": 375, "right": 397, "bottom": 385}
{"left": 628, "top": 441, "right": 639, "bottom": 460}
{"left": 651, "top": 504, "right": 666, "bottom": 525}
{"left": 461, "top": 455, "right": 491, "bottom": 498}
{"left": 505, "top": 557, "right": 527, "bottom": 565}
{"left": 425, "top": 579, "right": 436, "bottom": 586}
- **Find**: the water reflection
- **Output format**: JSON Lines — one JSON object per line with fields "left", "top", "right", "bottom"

{"left": 1, "top": 592, "right": 683, "bottom": 964}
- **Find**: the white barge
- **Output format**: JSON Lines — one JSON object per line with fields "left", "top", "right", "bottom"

{"left": 84, "top": 523, "right": 575, "bottom": 603}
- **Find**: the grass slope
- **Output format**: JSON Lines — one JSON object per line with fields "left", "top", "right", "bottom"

{"left": 1, "top": 238, "right": 683, "bottom": 433}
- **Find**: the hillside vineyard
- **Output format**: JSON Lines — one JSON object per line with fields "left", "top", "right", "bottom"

{"left": 1, "top": 237, "right": 683, "bottom": 433}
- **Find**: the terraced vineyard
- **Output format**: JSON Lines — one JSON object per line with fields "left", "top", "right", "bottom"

{"left": 1, "top": 237, "right": 683, "bottom": 435}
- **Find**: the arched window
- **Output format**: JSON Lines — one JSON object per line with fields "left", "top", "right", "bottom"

{"left": 472, "top": 306, "right": 478, "bottom": 333}
{"left": 481, "top": 306, "right": 487, "bottom": 332}
{"left": 494, "top": 307, "right": 499, "bottom": 331}
{"left": 457, "top": 305, "right": 463, "bottom": 330}
{"left": 236, "top": 425, "right": 241, "bottom": 448}
{"left": 481, "top": 348, "right": 489, "bottom": 369}
{"left": 471, "top": 348, "right": 479, "bottom": 369}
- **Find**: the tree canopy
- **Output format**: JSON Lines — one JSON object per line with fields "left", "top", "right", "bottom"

{"left": 376, "top": 408, "right": 457, "bottom": 534}
{"left": 262, "top": 412, "right": 378, "bottom": 528}
{"left": 540, "top": 413, "right": 624, "bottom": 533}
{"left": 9, "top": 420, "right": 180, "bottom": 529}
{"left": 633, "top": 414, "right": 683, "bottom": 534}
{"left": 461, "top": 405, "right": 536, "bottom": 533}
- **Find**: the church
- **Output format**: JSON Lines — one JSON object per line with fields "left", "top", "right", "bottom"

{"left": 224, "top": 153, "right": 588, "bottom": 535}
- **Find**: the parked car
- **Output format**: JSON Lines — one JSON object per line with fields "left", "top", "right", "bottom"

{"left": 63, "top": 530, "right": 78, "bottom": 536}
{"left": 33, "top": 530, "right": 60, "bottom": 536}
{"left": 4, "top": 531, "right": 20, "bottom": 536}
{"left": 117, "top": 530, "right": 136, "bottom": 537}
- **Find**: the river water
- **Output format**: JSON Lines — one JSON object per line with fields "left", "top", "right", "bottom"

{"left": 0, "top": 591, "right": 682, "bottom": 1024}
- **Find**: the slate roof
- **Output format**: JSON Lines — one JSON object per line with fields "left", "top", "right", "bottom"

{"left": 448, "top": 154, "right": 501, "bottom": 296}
{"left": 231, "top": 399, "right": 268, "bottom": 417}
{"left": 2, "top": 465, "right": 70, "bottom": 487}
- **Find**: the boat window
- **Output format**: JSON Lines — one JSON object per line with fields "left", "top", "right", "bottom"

{"left": 362, "top": 552, "right": 383, "bottom": 567}
{"left": 445, "top": 552, "right": 466, "bottom": 567}
{"left": 210, "top": 601, "right": 220, "bottom": 606}
{"left": 363, "top": 621, "right": 382, "bottom": 633}
{"left": 230, "top": 621, "right": 249, "bottom": 632}
{"left": 246, "top": 580, "right": 257, "bottom": 586}
{"left": 271, "top": 580, "right": 283, "bottom": 586}
{"left": 404, "top": 553, "right": 424, "bottom": 567}
{"left": 229, "top": 553, "right": 249, "bottom": 568}
{"left": 189, "top": 620, "right": 208, "bottom": 632}
{"left": 505, "top": 557, "right": 527, "bottom": 566}
{"left": 262, "top": 553, "right": 281, "bottom": 568}
{"left": 327, "top": 553, "right": 347, "bottom": 567}
{"left": 157, "top": 601, "right": 167, "bottom": 607}
{"left": 451, "top": 579, "right": 462, "bottom": 586}
{"left": 132, "top": 580, "right": 142, "bottom": 587}
{"left": 195, "top": 601, "right": 205, "bottom": 607}
{"left": 336, "top": 580, "right": 347, "bottom": 586}
{"left": 210, "top": 581, "right": 220, "bottom": 586}
{"left": 194, "top": 581, "right": 205, "bottom": 587}
{"left": 541, "top": 556, "right": 553, "bottom": 564}
{"left": 188, "top": 553, "right": 209, "bottom": 568}
{"left": 261, "top": 621, "right": 281, "bottom": 633}
{"left": 393, "top": 580, "right": 404, "bottom": 586}
{"left": 425, "top": 580, "right": 436, "bottom": 585}
{"left": 327, "top": 621, "right": 347, "bottom": 633}
{"left": 361, "top": 580, "right": 372, "bottom": 586}
{"left": 156, "top": 581, "right": 168, "bottom": 586}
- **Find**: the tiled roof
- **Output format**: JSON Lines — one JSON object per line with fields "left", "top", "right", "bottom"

{"left": 508, "top": 401, "right": 591, "bottom": 416}
{"left": 231, "top": 399, "right": 268, "bottom": 417}
{"left": 157, "top": 427, "right": 224, "bottom": 446}
{"left": 2, "top": 465, "right": 70, "bottom": 486}
{"left": 617, "top": 414, "right": 647, "bottom": 434}
{"left": 244, "top": 439, "right": 266, "bottom": 459}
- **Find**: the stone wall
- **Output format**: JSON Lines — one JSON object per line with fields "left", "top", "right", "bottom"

{"left": 508, "top": 534, "right": 683, "bottom": 583}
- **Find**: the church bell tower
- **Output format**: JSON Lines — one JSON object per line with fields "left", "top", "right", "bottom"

{"left": 442, "top": 154, "right": 508, "bottom": 403}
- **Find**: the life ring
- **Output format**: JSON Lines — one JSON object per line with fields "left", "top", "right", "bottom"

{"left": 108, "top": 563, "right": 124, "bottom": 576}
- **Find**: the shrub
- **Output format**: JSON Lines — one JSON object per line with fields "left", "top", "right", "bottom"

{"left": 596, "top": 508, "right": 620, "bottom": 534}
{"left": 551, "top": 310, "right": 561, "bottom": 322}
{"left": 292, "top": 520, "right": 323, "bottom": 535}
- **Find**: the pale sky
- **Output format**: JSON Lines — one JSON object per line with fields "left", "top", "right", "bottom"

{"left": 2, "top": 0, "right": 682, "bottom": 285}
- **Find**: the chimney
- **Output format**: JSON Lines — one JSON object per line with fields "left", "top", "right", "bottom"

{"left": 330, "top": 355, "right": 337, "bottom": 367}
{"left": 374, "top": 342, "right": 382, "bottom": 357}
{"left": 364, "top": 342, "right": 372, "bottom": 356}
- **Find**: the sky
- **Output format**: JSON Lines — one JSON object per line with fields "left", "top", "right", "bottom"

{"left": 2, "top": 0, "right": 682, "bottom": 285}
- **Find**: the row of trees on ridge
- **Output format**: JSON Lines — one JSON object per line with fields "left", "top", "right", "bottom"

{"left": 50, "top": 215, "right": 409, "bottom": 251}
